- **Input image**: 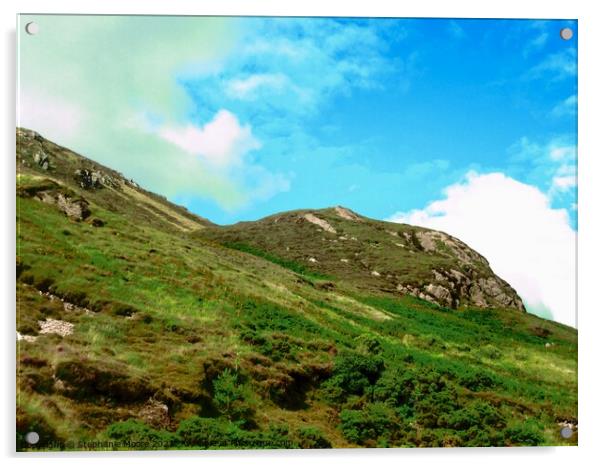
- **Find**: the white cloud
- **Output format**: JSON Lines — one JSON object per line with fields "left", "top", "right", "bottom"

{"left": 526, "top": 48, "right": 577, "bottom": 81}
{"left": 19, "top": 90, "right": 84, "bottom": 142}
{"left": 552, "top": 175, "right": 577, "bottom": 192}
{"left": 549, "top": 143, "right": 576, "bottom": 161}
{"left": 197, "top": 19, "right": 402, "bottom": 115}
{"left": 523, "top": 32, "right": 549, "bottom": 58}
{"left": 388, "top": 171, "right": 576, "bottom": 327}
{"left": 507, "top": 136, "right": 577, "bottom": 202}
{"left": 551, "top": 94, "right": 577, "bottom": 118}
{"left": 225, "top": 73, "right": 288, "bottom": 100}
{"left": 155, "top": 109, "right": 290, "bottom": 208}
{"left": 158, "top": 110, "right": 261, "bottom": 168}
{"left": 551, "top": 163, "right": 577, "bottom": 195}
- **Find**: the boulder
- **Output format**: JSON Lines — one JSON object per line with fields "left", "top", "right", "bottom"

{"left": 56, "top": 194, "right": 91, "bottom": 220}
{"left": 35, "top": 189, "right": 91, "bottom": 221}
{"left": 74, "top": 169, "right": 103, "bottom": 190}
{"left": 425, "top": 283, "right": 453, "bottom": 307}
{"left": 33, "top": 151, "right": 50, "bottom": 170}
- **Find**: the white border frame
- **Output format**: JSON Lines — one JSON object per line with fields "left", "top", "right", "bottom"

{"left": 3, "top": 1, "right": 600, "bottom": 465}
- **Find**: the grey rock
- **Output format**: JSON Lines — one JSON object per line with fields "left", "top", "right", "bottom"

{"left": 33, "top": 151, "right": 49, "bottom": 170}
{"left": 37, "top": 191, "right": 91, "bottom": 221}
{"left": 425, "top": 283, "right": 453, "bottom": 307}
{"left": 74, "top": 169, "right": 104, "bottom": 190}
{"left": 56, "top": 194, "right": 90, "bottom": 220}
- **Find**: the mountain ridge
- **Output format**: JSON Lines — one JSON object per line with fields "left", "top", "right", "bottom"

{"left": 18, "top": 126, "right": 525, "bottom": 313}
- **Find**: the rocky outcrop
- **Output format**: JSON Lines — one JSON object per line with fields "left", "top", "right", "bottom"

{"left": 334, "top": 206, "right": 361, "bottom": 221}
{"left": 17, "top": 127, "right": 43, "bottom": 142}
{"left": 74, "top": 169, "right": 102, "bottom": 189}
{"left": 397, "top": 267, "right": 525, "bottom": 311}
{"left": 33, "top": 151, "right": 50, "bottom": 170}
{"left": 414, "top": 230, "right": 489, "bottom": 266}
{"left": 73, "top": 168, "right": 121, "bottom": 190}
{"left": 36, "top": 190, "right": 91, "bottom": 221}
{"left": 303, "top": 213, "right": 337, "bottom": 234}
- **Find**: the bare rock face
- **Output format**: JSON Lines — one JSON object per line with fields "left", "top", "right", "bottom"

{"left": 303, "top": 213, "right": 337, "bottom": 234}
{"left": 396, "top": 266, "right": 525, "bottom": 311}
{"left": 385, "top": 229, "right": 525, "bottom": 310}
{"left": 414, "top": 230, "right": 488, "bottom": 266}
{"left": 425, "top": 283, "right": 453, "bottom": 307}
{"left": 33, "top": 151, "right": 50, "bottom": 170}
{"left": 334, "top": 206, "right": 362, "bottom": 221}
{"left": 36, "top": 191, "right": 91, "bottom": 221}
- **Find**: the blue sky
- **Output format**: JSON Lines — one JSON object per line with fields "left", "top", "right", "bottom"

{"left": 174, "top": 18, "right": 577, "bottom": 227}
{"left": 19, "top": 16, "right": 577, "bottom": 325}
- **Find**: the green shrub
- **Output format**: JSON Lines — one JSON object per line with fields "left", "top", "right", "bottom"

{"left": 339, "top": 403, "right": 399, "bottom": 445}
{"left": 212, "top": 369, "right": 253, "bottom": 422}
{"left": 176, "top": 417, "right": 295, "bottom": 449}
{"left": 223, "top": 242, "right": 329, "bottom": 279}
{"left": 503, "top": 420, "right": 545, "bottom": 446}
{"left": 458, "top": 370, "right": 500, "bottom": 391}
{"left": 296, "top": 426, "right": 332, "bottom": 449}
{"left": 373, "top": 367, "right": 415, "bottom": 408}
{"left": 462, "top": 426, "right": 505, "bottom": 447}
{"left": 237, "top": 298, "right": 326, "bottom": 339}
{"left": 322, "top": 352, "right": 384, "bottom": 403}
{"left": 355, "top": 334, "right": 384, "bottom": 355}
{"left": 176, "top": 417, "right": 236, "bottom": 449}
{"left": 105, "top": 419, "right": 176, "bottom": 449}
{"left": 439, "top": 401, "right": 505, "bottom": 430}
{"left": 414, "top": 387, "right": 459, "bottom": 428}
{"left": 479, "top": 344, "right": 503, "bottom": 360}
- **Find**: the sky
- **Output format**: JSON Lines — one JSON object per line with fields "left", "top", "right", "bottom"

{"left": 18, "top": 16, "right": 577, "bottom": 327}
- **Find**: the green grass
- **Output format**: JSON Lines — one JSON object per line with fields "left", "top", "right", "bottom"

{"left": 16, "top": 131, "right": 578, "bottom": 450}
{"left": 222, "top": 241, "right": 331, "bottom": 280}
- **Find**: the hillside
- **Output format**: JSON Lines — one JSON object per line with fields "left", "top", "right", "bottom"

{"left": 199, "top": 207, "right": 525, "bottom": 311}
{"left": 16, "top": 128, "right": 577, "bottom": 450}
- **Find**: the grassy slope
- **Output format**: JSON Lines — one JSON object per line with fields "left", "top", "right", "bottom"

{"left": 198, "top": 207, "right": 523, "bottom": 310}
{"left": 16, "top": 132, "right": 577, "bottom": 450}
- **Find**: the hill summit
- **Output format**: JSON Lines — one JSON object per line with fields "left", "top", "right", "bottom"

{"left": 199, "top": 206, "right": 525, "bottom": 311}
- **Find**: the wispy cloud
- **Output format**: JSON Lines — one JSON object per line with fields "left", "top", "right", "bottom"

{"left": 224, "top": 73, "right": 289, "bottom": 100}
{"left": 184, "top": 18, "right": 405, "bottom": 117}
{"left": 447, "top": 20, "right": 466, "bottom": 39}
{"left": 551, "top": 94, "right": 577, "bottom": 118}
{"left": 506, "top": 135, "right": 577, "bottom": 209}
{"left": 525, "top": 48, "right": 577, "bottom": 81}
{"left": 523, "top": 31, "right": 549, "bottom": 57}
